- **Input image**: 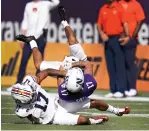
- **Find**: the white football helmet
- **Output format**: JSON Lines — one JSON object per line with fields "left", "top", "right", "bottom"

{"left": 65, "top": 67, "right": 84, "bottom": 93}
{"left": 11, "top": 83, "right": 35, "bottom": 104}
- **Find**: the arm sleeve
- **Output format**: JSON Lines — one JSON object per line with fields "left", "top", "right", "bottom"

{"left": 97, "top": 8, "right": 103, "bottom": 25}
{"left": 21, "top": 4, "right": 28, "bottom": 30}
{"left": 47, "top": 0, "right": 60, "bottom": 10}
{"left": 134, "top": 1, "right": 145, "bottom": 22}
{"left": 40, "top": 61, "right": 62, "bottom": 71}
{"left": 118, "top": 4, "right": 127, "bottom": 24}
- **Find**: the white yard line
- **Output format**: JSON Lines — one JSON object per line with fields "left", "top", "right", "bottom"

{"left": 90, "top": 94, "right": 149, "bottom": 102}
{"left": 2, "top": 113, "right": 149, "bottom": 118}
{"left": 2, "top": 108, "right": 149, "bottom": 112}
{"left": 1, "top": 107, "right": 149, "bottom": 114}
{"left": 2, "top": 91, "right": 149, "bottom": 102}
{"left": 77, "top": 112, "right": 149, "bottom": 117}
{"left": 1, "top": 91, "right": 11, "bottom": 95}
{"left": 1, "top": 108, "right": 14, "bottom": 109}
{"left": 106, "top": 103, "right": 149, "bottom": 105}
{"left": 2, "top": 114, "right": 16, "bottom": 115}
{"left": 3, "top": 102, "right": 149, "bottom": 106}
{"left": 1, "top": 123, "right": 29, "bottom": 125}
{"left": 2, "top": 103, "right": 15, "bottom": 105}
{"left": 132, "top": 109, "right": 149, "bottom": 111}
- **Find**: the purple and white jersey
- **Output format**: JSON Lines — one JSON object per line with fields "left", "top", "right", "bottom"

{"left": 58, "top": 74, "right": 97, "bottom": 102}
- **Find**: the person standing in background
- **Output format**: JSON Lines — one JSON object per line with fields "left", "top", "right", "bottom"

{"left": 97, "top": 0, "right": 130, "bottom": 98}
{"left": 7, "top": 0, "right": 60, "bottom": 91}
{"left": 118, "top": 0, "right": 145, "bottom": 97}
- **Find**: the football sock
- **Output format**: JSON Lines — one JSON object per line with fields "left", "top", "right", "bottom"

{"left": 106, "top": 105, "right": 125, "bottom": 115}
{"left": 89, "top": 118, "right": 103, "bottom": 125}
{"left": 30, "top": 40, "right": 38, "bottom": 49}
{"left": 61, "top": 20, "right": 69, "bottom": 28}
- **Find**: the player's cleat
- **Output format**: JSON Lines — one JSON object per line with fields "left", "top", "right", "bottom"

{"left": 104, "top": 92, "right": 114, "bottom": 98}
{"left": 126, "top": 89, "right": 137, "bottom": 97}
{"left": 124, "top": 90, "right": 130, "bottom": 96}
{"left": 117, "top": 107, "right": 131, "bottom": 116}
{"left": 113, "top": 92, "right": 124, "bottom": 98}
{"left": 58, "top": 6, "right": 67, "bottom": 21}
{"left": 91, "top": 115, "right": 109, "bottom": 124}
{"left": 15, "top": 35, "right": 36, "bottom": 43}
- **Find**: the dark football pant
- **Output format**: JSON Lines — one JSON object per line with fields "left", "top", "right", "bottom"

{"left": 105, "top": 35, "right": 127, "bottom": 94}
{"left": 122, "top": 38, "right": 138, "bottom": 91}
{"left": 16, "top": 35, "right": 46, "bottom": 83}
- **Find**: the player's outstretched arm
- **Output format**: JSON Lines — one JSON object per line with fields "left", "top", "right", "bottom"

{"left": 36, "top": 68, "right": 66, "bottom": 84}
{"left": 57, "top": 65, "right": 65, "bottom": 86}
{"left": 72, "top": 61, "right": 93, "bottom": 75}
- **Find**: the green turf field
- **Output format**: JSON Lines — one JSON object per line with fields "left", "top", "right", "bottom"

{"left": 1, "top": 87, "right": 149, "bottom": 130}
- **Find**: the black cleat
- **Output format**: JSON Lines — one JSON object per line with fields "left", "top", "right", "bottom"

{"left": 15, "top": 35, "right": 36, "bottom": 43}
{"left": 58, "top": 6, "right": 67, "bottom": 21}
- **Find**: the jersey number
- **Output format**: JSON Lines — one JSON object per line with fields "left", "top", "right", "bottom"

{"left": 86, "top": 82, "right": 94, "bottom": 89}
{"left": 35, "top": 92, "right": 49, "bottom": 112}
{"left": 23, "top": 79, "right": 30, "bottom": 85}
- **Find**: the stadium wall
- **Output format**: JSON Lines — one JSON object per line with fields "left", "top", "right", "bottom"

{"left": 1, "top": 0, "right": 149, "bottom": 91}
{"left": 1, "top": 42, "right": 149, "bottom": 91}
{"left": 1, "top": 0, "right": 149, "bottom": 45}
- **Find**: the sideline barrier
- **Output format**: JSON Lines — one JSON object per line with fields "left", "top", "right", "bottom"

{"left": 1, "top": 42, "right": 149, "bottom": 91}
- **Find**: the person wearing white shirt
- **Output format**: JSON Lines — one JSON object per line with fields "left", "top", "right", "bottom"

{"left": 16, "top": 0, "right": 60, "bottom": 84}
